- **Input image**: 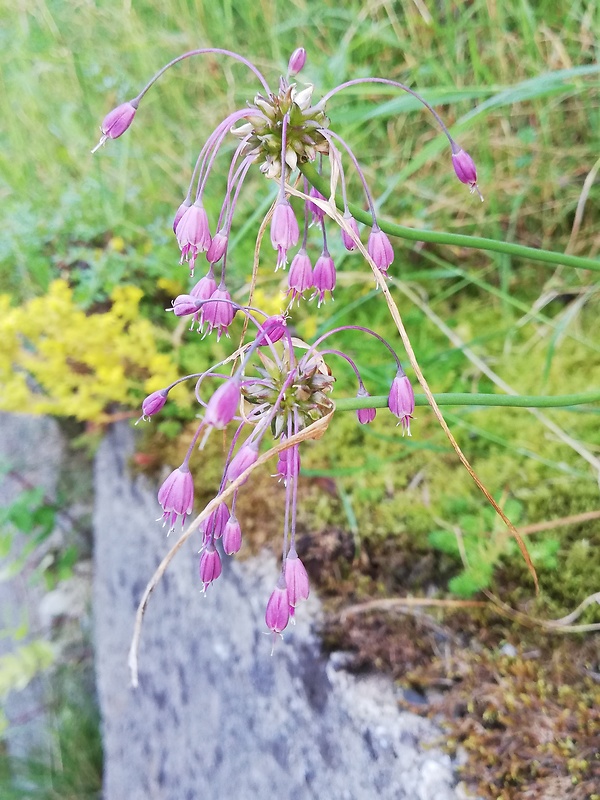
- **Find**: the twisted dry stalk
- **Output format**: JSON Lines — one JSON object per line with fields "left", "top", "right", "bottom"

{"left": 285, "top": 181, "right": 538, "bottom": 592}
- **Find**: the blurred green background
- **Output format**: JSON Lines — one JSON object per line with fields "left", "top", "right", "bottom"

{"left": 0, "top": 0, "right": 598, "bottom": 796}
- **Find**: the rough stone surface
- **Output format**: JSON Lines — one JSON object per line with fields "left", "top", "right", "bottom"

{"left": 0, "top": 413, "right": 65, "bottom": 759}
{"left": 94, "top": 422, "right": 463, "bottom": 800}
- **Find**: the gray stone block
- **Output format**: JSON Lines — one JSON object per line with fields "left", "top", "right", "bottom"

{"left": 94, "top": 422, "right": 462, "bottom": 800}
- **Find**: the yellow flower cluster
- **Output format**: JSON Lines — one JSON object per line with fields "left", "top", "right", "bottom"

{"left": 0, "top": 280, "right": 181, "bottom": 422}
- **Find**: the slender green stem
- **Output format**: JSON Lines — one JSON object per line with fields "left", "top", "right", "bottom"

{"left": 335, "top": 390, "right": 600, "bottom": 411}
{"left": 299, "top": 162, "right": 600, "bottom": 273}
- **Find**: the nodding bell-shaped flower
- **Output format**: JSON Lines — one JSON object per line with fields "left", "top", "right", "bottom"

{"left": 141, "top": 389, "right": 168, "bottom": 421}
{"left": 203, "top": 286, "right": 235, "bottom": 339}
{"left": 312, "top": 251, "right": 336, "bottom": 306}
{"left": 157, "top": 464, "right": 194, "bottom": 532}
{"left": 307, "top": 186, "right": 326, "bottom": 225}
{"left": 199, "top": 543, "right": 222, "bottom": 592}
{"left": 92, "top": 100, "right": 138, "bottom": 153}
{"left": 265, "top": 575, "right": 290, "bottom": 635}
{"left": 175, "top": 202, "right": 212, "bottom": 276}
{"left": 205, "top": 377, "right": 241, "bottom": 429}
{"left": 256, "top": 315, "right": 287, "bottom": 347}
{"left": 206, "top": 230, "right": 228, "bottom": 264}
{"left": 355, "top": 387, "right": 376, "bottom": 425}
{"left": 284, "top": 547, "right": 310, "bottom": 608}
{"left": 201, "top": 500, "right": 229, "bottom": 543}
{"left": 288, "top": 47, "right": 307, "bottom": 76}
{"left": 341, "top": 212, "right": 361, "bottom": 251}
{"left": 287, "top": 249, "right": 313, "bottom": 301}
{"left": 222, "top": 514, "right": 242, "bottom": 555}
{"left": 271, "top": 200, "right": 299, "bottom": 270}
{"left": 226, "top": 442, "right": 259, "bottom": 484}
{"left": 367, "top": 226, "right": 394, "bottom": 273}
{"left": 388, "top": 370, "right": 415, "bottom": 435}
{"left": 451, "top": 148, "right": 483, "bottom": 200}
{"left": 190, "top": 270, "right": 218, "bottom": 332}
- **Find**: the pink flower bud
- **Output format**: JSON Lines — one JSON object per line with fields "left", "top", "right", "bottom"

{"left": 223, "top": 514, "right": 242, "bottom": 555}
{"left": 92, "top": 100, "right": 137, "bottom": 152}
{"left": 157, "top": 464, "right": 194, "bottom": 532}
{"left": 388, "top": 371, "right": 415, "bottom": 435}
{"left": 206, "top": 230, "right": 228, "bottom": 264}
{"left": 205, "top": 378, "right": 241, "bottom": 429}
{"left": 256, "top": 315, "right": 287, "bottom": 347}
{"left": 452, "top": 149, "right": 477, "bottom": 185}
{"left": 199, "top": 544, "right": 222, "bottom": 592}
{"left": 341, "top": 212, "right": 360, "bottom": 251}
{"left": 284, "top": 547, "right": 309, "bottom": 608}
{"left": 141, "top": 389, "right": 168, "bottom": 420}
{"left": 172, "top": 294, "right": 200, "bottom": 317}
{"left": 271, "top": 200, "right": 299, "bottom": 270}
{"left": 355, "top": 387, "right": 376, "bottom": 425}
{"left": 367, "top": 226, "right": 394, "bottom": 273}
{"left": 265, "top": 575, "right": 290, "bottom": 634}
{"left": 227, "top": 442, "right": 259, "bottom": 483}
{"left": 288, "top": 47, "right": 307, "bottom": 76}
{"left": 287, "top": 249, "right": 313, "bottom": 301}
{"left": 312, "top": 251, "right": 336, "bottom": 306}
{"left": 452, "top": 149, "right": 483, "bottom": 200}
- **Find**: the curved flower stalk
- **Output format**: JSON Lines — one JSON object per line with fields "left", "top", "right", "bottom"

{"left": 142, "top": 300, "right": 412, "bottom": 633}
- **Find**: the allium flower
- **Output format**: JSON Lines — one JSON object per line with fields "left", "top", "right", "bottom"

{"left": 265, "top": 575, "right": 290, "bottom": 635}
{"left": 288, "top": 47, "right": 307, "bottom": 76}
{"left": 157, "top": 464, "right": 194, "bottom": 531}
{"left": 307, "top": 186, "right": 326, "bottom": 225}
{"left": 341, "top": 212, "right": 360, "bottom": 251}
{"left": 226, "top": 442, "right": 259, "bottom": 483}
{"left": 92, "top": 100, "right": 137, "bottom": 152}
{"left": 355, "top": 387, "right": 376, "bottom": 425}
{"left": 388, "top": 371, "right": 415, "bottom": 435}
{"left": 367, "top": 226, "right": 394, "bottom": 273}
{"left": 256, "top": 315, "right": 287, "bottom": 346}
{"left": 271, "top": 200, "right": 299, "bottom": 269}
{"left": 175, "top": 202, "right": 212, "bottom": 275}
{"left": 284, "top": 547, "right": 310, "bottom": 608}
{"left": 452, "top": 149, "right": 478, "bottom": 188}
{"left": 287, "top": 249, "right": 313, "bottom": 301}
{"left": 206, "top": 230, "right": 228, "bottom": 264}
{"left": 222, "top": 514, "right": 242, "bottom": 555}
{"left": 190, "top": 270, "right": 218, "bottom": 331}
{"left": 276, "top": 443, "right": 301, "bottom": 483}
{"left": 204, "top": 377, "right": 241, "bottom": 429}
{"left": 199, "top": 544, "right": 222, "bottom": 592}
{"left": 202, "top": 285, "right": 235, "bottom": 339}
{"left": 201, "top": 501, "right": 229, "bottom": 542}
{"left": 312, "top": 251, "right": 336, "bottom": 306}
{"left": 141, "top": 389, "right": 168, "bottom": 420}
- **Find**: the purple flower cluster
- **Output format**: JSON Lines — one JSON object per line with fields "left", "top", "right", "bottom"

{"left": 94, "top": 46, "right": 481, "bottom": 337}
{"left": 142, "top": 306, "right": 413, "bottom": 636}
{"left": 93, "top": 46, "right": 467, "bottom": 644}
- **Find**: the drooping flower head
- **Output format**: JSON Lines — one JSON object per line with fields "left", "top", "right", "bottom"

{"left": 388, "top": 370, "right": 415, "bottom": 435}
{"left": 157, "top": 464, "right": 194, "bottom": 532}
